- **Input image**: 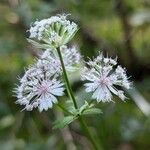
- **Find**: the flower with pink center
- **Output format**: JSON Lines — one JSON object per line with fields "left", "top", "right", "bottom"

{"left": 14, "top": 65, "right": 64, "bottom": 112}
{"left": 81, "top": 52, "right": 131, "bottom": 102}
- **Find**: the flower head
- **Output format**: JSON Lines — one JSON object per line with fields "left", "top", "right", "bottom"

{"left": 14, "top": 65, "right": 64, "bottom": 112}
{"left": 81, "top": 53, "right": 131, "bottom": 102}
{"left": 37, "top": 45, "right": 81, "bottom": 74}
{"left": 29, "top": 14, "right": 78, "bottom": 48}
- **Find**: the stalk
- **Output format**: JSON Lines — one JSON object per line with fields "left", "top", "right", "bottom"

{"left": 56, "top": 47, "right": 101, "bottom": 150}
{"left": 56, "top": 47, "right": 78, "bottom": 109}
{"left": 78, "top": 116, "right": 100, "bottom": 150}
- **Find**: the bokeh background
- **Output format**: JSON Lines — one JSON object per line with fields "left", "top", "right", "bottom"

{"left": 0, "top": 0, "right": 150, "bottom": 150}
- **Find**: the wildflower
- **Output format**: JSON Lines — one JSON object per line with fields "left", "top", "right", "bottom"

{"left": 37, "top": 45, "right": 81, "bottom": 74}
{"left": 81, "top": 53, "right": 131, "bottom": 102}
{"left": 14, "top": 65, "right": 64, "bottom": 112}
{"left": 29, "top": 14, "right": 78, "bottom": 48}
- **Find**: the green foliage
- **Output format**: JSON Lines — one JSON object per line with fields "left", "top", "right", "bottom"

{"left": 78, "top": 101, "right": 102, "bottom": 116}
{"left": 53, "top": 101, "right": 102, "bottom": 129}
{"left": 82, "top": 108, "right": 102, "bottom": 116}
{"left": 53, "top": 116, "right": 77, "bottom": 129}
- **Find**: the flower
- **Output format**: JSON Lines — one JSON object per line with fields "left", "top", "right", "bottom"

{"left": 28, "top": 14, "right": 78, "bottom": 48}
{"left": 14, "top": 65, "right": 64, "bottom": 112}
{"left": 81, "top": 53, "right": 131, "bottom": 102}
{"left": 37, "top": 45, "right": 81, "bottom": 74}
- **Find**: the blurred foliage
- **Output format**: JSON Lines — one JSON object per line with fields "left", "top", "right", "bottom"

{"left": 0, "top": 0, "right": 150, "bottom": 150}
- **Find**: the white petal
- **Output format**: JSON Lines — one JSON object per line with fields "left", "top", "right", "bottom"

{"left": 50, "top": 94, "right": 58, "bottom": 103}
{"left": 107, "top": 85, "right": 118, "bottom": 95}
{"left": 92, "top": 85, "right": 112, "bottom": 102}
{"left": 84, "top": 82, "right": 99, "bottom": 92}
{"left": 39, "top": 98, "right": 52, "bottom": 112}
{"left": 50, "top": 87, "right": 64, "bottom": 96}
{"left": 117, "top": 90, "right": 126, "bottom": 101}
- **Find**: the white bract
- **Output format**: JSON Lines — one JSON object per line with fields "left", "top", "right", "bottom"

{"left": 14, "top": 65, "right": 64, "bottom": 112}
{"left": 37, "top": 45, "right": 81, "bottom": 74}
{"left": 29, "top": 14, "right": 78, "bottom": 48}
{"left": 81, "top": 53, "right": 131, "bottom": 102}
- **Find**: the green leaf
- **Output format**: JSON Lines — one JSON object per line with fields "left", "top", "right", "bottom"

{"left": 79, "top": 101, "right": 89, "bottom": 114}
{"left": 64, "top": 100, "right": 77, "bottom": 114}
{"left": 53, "top": 116, "right": 78, "bottom": 129}
{"left": 83, "top": 108, "right": 102, "bottom": 116}
{"left": 65, "top": 100, "right": 74, "bottom": 110}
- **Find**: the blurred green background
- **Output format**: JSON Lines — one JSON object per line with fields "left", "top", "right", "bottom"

{"left": 0, "top": 0, "right": 150, "bottom": 150}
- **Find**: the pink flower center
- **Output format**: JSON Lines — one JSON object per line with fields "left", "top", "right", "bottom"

{"left": 37, "top": 82, "right": 49, "bottom": 95}
{"left": 99, "top": 75, "right": 109, "bottom": 85}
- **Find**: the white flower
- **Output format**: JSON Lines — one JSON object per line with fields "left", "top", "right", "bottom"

{"left": 14, "top": 65, "right": 64, "bottom": 112}
{"left": 28, "top": 14, "right": 78, "bottom": 48}
{"left": 81, "top": 53, "right": 131, "bottom": 102}
{"left": 37, "top": 45, "right": 81, "bottom": 74}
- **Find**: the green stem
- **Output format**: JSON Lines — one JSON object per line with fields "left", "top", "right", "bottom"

{"left": 56, "top": 47, "right": 102, "bottom": 150}
{"left": 79, "top": 116, "right": 100, "bottom": 150}
{"left": 56, "top": 47, "right": 78, "bottom": 109}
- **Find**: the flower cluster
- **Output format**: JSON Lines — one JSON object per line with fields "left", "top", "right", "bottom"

{"left": 37, "top": 45, "right": 81, "bottom": 74}
{"left": 15, "top": 14, "right": 80, "bottom": 112}
{"left": 15, "top": 64, "right": 64, "bottom": 112}
{"left": 15, "top": 14, "right": 131, "bottom": 113}
{"left": 81, "top": 53, "right": 131, "bottom": 102}
{"left": 14, "top": 45, "right": 81, "bottom": 112}
{"left": 29, "top": 14, "right": 78, "bottom": 48}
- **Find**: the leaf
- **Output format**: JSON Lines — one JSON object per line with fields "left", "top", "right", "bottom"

{"left": 79, "top": 101, "right": 89, "bottom": 114}
{"left": 83, "top": 108, "right": 102, "bottom": 116}
{"left": 65, "top": 100, "right": 74, "bottom": 110}
{"left": 64, "top": 100, "right": 77, "bottom": 114}
{"left": 53, "top": 116, "right": 77, "bottom": 129}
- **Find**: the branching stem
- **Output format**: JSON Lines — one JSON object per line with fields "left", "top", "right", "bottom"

{"left": 56, "top": 47, "right": 101, "bottom": 150}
